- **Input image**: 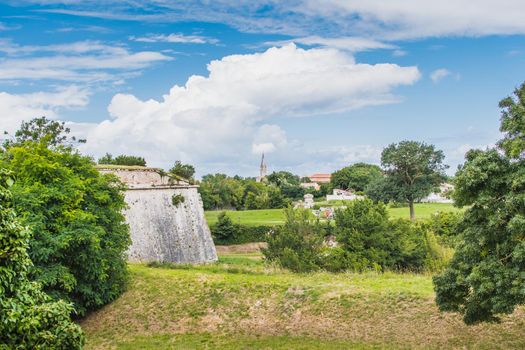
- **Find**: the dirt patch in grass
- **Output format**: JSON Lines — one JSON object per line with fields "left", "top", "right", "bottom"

{"left": 215, "top": 242, "right": 267, "bottom": 254}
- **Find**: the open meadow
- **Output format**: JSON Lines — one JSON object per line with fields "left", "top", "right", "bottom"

{"left": 81, "top": 251, "right": 524, "bottom": 350}
{"left": 205, "top": 203, "right": 461, "bottom": 226}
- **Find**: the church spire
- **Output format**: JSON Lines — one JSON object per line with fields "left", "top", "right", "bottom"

{"left": 257, "top": 153, "right": 267, "bottom": 182}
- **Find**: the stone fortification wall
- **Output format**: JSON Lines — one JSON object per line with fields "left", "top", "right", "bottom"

{"left": 99, "top": 166, "right": 217, "bottom": 263}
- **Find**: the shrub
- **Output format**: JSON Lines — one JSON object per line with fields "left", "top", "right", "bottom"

{"left": 1, "top": 141, "right": 131, "bottom": 316}
{"left": 425, "top": 211, "right": 462, "bottom": 247}
{"left": 262, "top": 208, "right": 324, "bottom": 272}
{"left": 210, "top": 217, "right": 273, "bottom": 245}
{"left": 212, "top": 212, "right": 238, "bottom": 243}
{"left": 171, "top": 193, "right": 185, "bottom": 206}
{"left": 0, "top": 169, "right": 84, "bottom": 349}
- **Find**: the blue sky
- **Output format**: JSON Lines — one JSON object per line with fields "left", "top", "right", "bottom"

{"left": 1, "top": 1, "right": 525, "bottom": 177}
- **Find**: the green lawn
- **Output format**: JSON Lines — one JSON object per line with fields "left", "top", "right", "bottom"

{"left": 205, "top": 203, "right": 461, "bottom": 226}
{"left": 81, "top": 253, "right": 525, "bottom": 349}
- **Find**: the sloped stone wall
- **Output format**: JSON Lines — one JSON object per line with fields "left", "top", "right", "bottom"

{"left": 124, "top": 186, "right": 217, "bottom": 263}
{"left": 99, "top": 167, "right": 217, "bottom": 263}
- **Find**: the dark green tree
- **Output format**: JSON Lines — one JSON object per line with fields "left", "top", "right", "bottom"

{"left": 0, "top": 169, "right": 84, "bottom": 349}
{"left": 3, "top": 116, "right": 85, "bottom": 149}
{"left": 377, "top": 141, "right": 447, "bottom": 220}
{"left": 2, "top": 141, "right": 131, "bottom": 316}
{"left": 267, "top": 171, "right": 304, "bottom": 199}
{"left": 434, "top": 82, "right": 525, "bottom": 324}
{"left": 330, "top": 163, "right": 382, "bottom": 191}
{"left": 212, "top": 212, "right": 238, "bottom": 243}
{"left": 169, "top": 160, "right": 195, "bottom": 181}
{"left": 98, "top": 153, "right": 146, "bottom": 167}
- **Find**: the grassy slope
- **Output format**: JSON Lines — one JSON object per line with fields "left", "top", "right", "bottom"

{"left": 205, "top": 203, "right": 461, "bottom": 226}
{"left": 82, "top": 254, "right": 524, "bottom": 349}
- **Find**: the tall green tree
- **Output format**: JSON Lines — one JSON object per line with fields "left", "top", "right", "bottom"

{"left": 434, "top": 82, "right": 525, "bottom": 324}
{"left": 98, "top": 153, "right": 146, "bottom": 167}
{"left": 373, "top": 141, "right": 447, "bottom": 220}
{"left": 267, "top": 171, "right": 304, "bottom": 199}
{"left": 2, "top": 139, "right": 130, "bottom": 316}
{"left": 169, "top": 160, "right": 195, "bottom": 181}
{"left": 330, "top": 163, "right": 382, "bottom": 191}
{"left": 0, "top": 169, "right": 84, "bottom": 349}
{"left": 3, "top": 116, "right": 85, "bottom": 149}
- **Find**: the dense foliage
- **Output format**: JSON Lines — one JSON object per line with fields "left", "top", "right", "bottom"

{"left": 263, "top": 200, "right": 449, "bottom": 273}
{"left": 169, "top": 161, "right": 195, "bottom": 182}
{"left": 98, "top": 153, "right": 146, "bottom": 167}
{"left": 266, "top": 171, "right": 305, "bottom": 199}
{"left": 0, "top": 169, "right": 84, "bottom": 349}
{"left": 330, "top": 163, "right": 382, "bottom": 191}
{"left": 367, "top": 141, "right": 447, "bottom": 220}
{"left": 211, "top": 212, "right": 274, "bottom": 245}
{"left": 263, "top": 208, "right": 325, "bottom": 272}
{"left": 3, "top": 117, "right": 85, "bottom": 148}
{"left": 198, "top": 173, "right": 289, "bottom": 210}
{"left": 1, "top": 141, "right": 131, "bottom": 316}
{"left": 434, "top": 82, "right": 525, "bottom": 324}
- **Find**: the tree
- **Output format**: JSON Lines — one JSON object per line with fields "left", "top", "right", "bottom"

{"left": 98, "top": 153, "right": 146, "bottom": 167}
{"left": 330, "top": 163, "right": 382, "bottom": 191}
{"left": 378, "top": 141, "right": 447, "bottom": 220}
{"left": 0, "top": 169, "right": 84, "bottom": 349}
{"left": 434, "top": 82, "right": 525, "bottom": 324}
{"left": 2, "top": 141, "right": 131, "bottom": 316}
{"left": 267, "top": 171, "right": 304, "bottom": 199}
{"left": 213, "top": 212, "right": 238, "bottom": 243}
{"left": 3, "top": 116, "right": 85, "bottom": 149}
{"left": 169, "top": 161, "right": 195, "bottom": 181}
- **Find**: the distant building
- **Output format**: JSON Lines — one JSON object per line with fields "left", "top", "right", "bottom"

{"left": 326, "top": 189, "right": 364, "bottom": 201}
{"left": 300, "top": 182, "right": 320, "bottom": 191}
{"left": 256, "top": 153, "right": 268, "bottom": 182}
{"left": 303, "top": 194, "right": 315, "bottom": 209}
{"left": 421, "top": 183, "right": 454, "bottom": 203}
{"left": 308, "top": 173, "right": 331, "bottom": 184}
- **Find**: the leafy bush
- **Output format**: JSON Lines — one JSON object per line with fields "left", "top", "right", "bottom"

{"left": 2, "top": 141, "right": 131, "bottom": 316}
{"left": 98, "top": 153, "right": 146, "bottom": 166}
{"left": 262, "top": 208, "right": 325, "bottom": 272}
{"left": 212, "top": 212, "right": 238, "bottom": 243}
{"left": 262, "top": 201, "right": 450, "bottom": 273}
{"left": 171, "top": 193, "right": 185, "bottom": 206}
{"left": 0, "top": 169, "right": 85, "bottom": 349}
{"left": 210, "top": 213, "right": 274, "bottom": 245}
{"left": 424, "top": 211, "right": 462, "bottom": 247}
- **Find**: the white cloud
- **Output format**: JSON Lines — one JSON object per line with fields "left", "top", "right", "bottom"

{"left": 430, "top": 68, "right": 451, "bottom": 83}
{"left": 78, "top": 44, "right": 419, "bottom": 172}
{"left": 0, "top": 40, "right": 171, "bottom": 82}
{"left": 392, "top": 49, "right": 407, "bottom": 57}
{"left": 0, "top": 86, "right": 89, "bottom": 134}
{"left": 32, "top": 1, "right": 525, "bottom": 41}
{"left": 130, "top": 33, "right": 218, "bottom": 44}
{"left": 265, "top": 36, "right": 394, "bottom": 51}
{"left": 252, "top": 124, "right": 287, "bottom": 154}
{"left": 300, "top": 0, "right": 525, "bottom": 40}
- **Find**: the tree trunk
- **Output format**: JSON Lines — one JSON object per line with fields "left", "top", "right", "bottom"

{"left": 409, "top": 200, "right": 415, "bottom": 221}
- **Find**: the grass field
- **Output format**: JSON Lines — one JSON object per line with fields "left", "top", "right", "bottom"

{"left": 205, "top": 203, "right": 461, "bottom": 226}
{"left": 81, "top": 252, "right": 524, "bottom": 349}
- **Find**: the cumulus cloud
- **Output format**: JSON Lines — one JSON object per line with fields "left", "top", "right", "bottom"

{"left": 252, "top": 124, "right": 287, "bottom": 154}
{"left": 430, "top": 68, "right": 451, "bottom": 83}
{"left": 130, "top": 33, "right": 219, "bottom": 44}
{"left": 78, "top": 44, "right": 419, "bottom": 172}
{"left": 0, "top": 86, "right": 89, "bottom": 134}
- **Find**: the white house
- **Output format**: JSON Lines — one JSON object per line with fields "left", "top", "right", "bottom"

{"left": 326, "top": 189, "right": 364, "bottom": 201}
{"left": 420, "top": 183, "right": 454, "bottom": 203}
